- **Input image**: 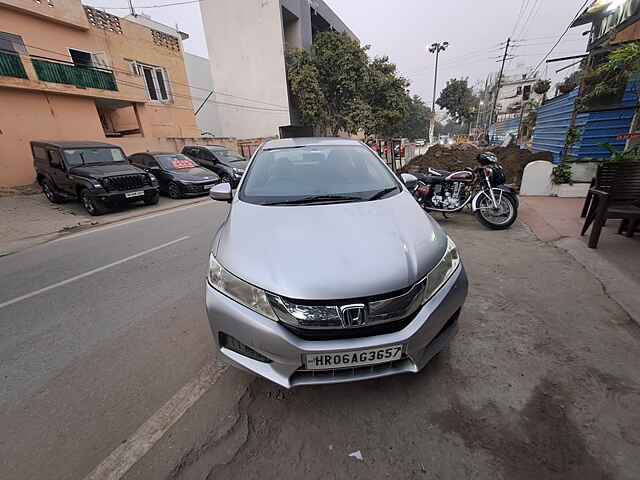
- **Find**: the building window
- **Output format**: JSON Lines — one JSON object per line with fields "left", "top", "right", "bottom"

{"left": 69, "top": 48, "right": 108, "bottom": 69}
{"left": 0, "top": 32, "right": 27, "bottom": 55}
{"left": 137, "top": 62, "right": 171, "bottom": 102}
{"left": 516, "top": 86, "right": 522, "bottom": 96}
{"left": 523, "top": 85, "right": 531, "bottom": 101}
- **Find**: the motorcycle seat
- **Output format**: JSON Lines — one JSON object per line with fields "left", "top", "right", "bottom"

{"left": 414, "top": 172, "right": 446, "bottom": 184}
{"left": 428, "top": 167, "right": 451, "bottom": 177}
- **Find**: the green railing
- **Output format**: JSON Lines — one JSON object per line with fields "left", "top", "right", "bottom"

{"left": 31, "top": 58, "right": 118, "bottom": 91}
{"left": 0, "top": 51, "right": 28, "bottom": 79}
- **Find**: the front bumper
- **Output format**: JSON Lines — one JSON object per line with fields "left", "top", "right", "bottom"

{"left": 89, "top": 185, "right": 158, "bottom": 204}
{"left": 205, "top": 264, "right": 468, "bottom": 388}
{"left": 179, "top": 181, "right": 218, "bottom": 196}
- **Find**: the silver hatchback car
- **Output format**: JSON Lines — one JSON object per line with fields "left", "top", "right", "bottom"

{"left": 205, "top": 138, "right": 468, "bottom": 388}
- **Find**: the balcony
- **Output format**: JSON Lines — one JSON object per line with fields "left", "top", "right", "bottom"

{"left": 31, "top": 57, "right": 118, "bottom": 91}
{"left": 0, "top": 51, "right": 28, "bottom": 79}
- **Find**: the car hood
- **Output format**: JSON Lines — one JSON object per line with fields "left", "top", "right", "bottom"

{"left": 215, "top": 191, "right": 448, "bottom": 300}
{"left": 69, "top": 163, "right": 144, "bottom": 179}
{"left": 172, "top": 167, "right": 218, "bottom": 182}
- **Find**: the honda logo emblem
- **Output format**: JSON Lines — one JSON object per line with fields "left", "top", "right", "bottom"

{"left": 340, "top": 304, "right": 367, "bottom": 327}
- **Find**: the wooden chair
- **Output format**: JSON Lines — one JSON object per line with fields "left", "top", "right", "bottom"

{"left": 580, "top": 162, "right": 629, "bottom": 218}
{"left": 581, "top": 162, "right": 640, "bottom": 248}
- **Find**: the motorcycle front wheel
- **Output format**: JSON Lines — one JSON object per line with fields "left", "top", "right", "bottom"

{"left": 474, "top": 193, "right": 517, "bottom": 230}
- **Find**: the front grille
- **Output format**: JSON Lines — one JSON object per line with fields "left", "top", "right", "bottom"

{"left": 283, "top": 311, "right": 418, "bottom": 340}
{"left": 290, "top": 357, "right": 414, "bottom": 386}
{"left": 272, "top": 280, "right": 426, "bottom": 340}
{"left": 106, "top": 174, "right": 147, "bottom": 191}
{"left": 183, "top": 182, "right": 211, "bottom": 193}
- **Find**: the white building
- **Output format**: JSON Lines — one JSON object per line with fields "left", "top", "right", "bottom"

{"left": 199, "top": 0, "right": 357, "bottom": 139}
{"left": 494, "top": 68, "right": 545, "bottom": 122}
{"left": 184, "top": 52, "right": 220, "bottom": 137}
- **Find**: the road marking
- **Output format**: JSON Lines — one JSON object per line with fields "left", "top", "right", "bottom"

{"left": 0, "top": 236, "right": 189, "bottom": 310}
{"left": 49, "top": 200, "right": 212, "bottom": 243}
{"left": 83, "top": 361, "right": 228, "bottom": 480}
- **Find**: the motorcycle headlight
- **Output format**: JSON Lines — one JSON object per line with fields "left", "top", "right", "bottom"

{"left": 208, "top": 254, "right": 278, "bottom": 321}
{"left": 423, "top": 236, "right": 460, "bottom": 303}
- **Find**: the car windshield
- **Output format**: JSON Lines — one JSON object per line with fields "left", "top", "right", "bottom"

{"left": 64, "top": 148, "right": 126, "bottom": 167}
{"left": 239, "top": 144, "right": 400, "bottom": 205}
{"left": 219, "top": 151, "right": 246, "bottom": 163}
{"left": 157, "top": 154, "right": 199, "bottom": 170}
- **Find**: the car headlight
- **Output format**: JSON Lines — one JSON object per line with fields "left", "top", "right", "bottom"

{"left": 208, "top": 254, "right": 278, "bottom": 321}
{"left": 423, "top": 236, "right": 460, "bottom": 303}
{"left": 147, "top": 173, "right": 157, "bottom": 183}
{"left": 232, "top": 168, "right": 244, "bottom": 176}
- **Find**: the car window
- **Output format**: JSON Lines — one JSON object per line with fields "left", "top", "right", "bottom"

{"left": 239, "top": 145, "right": 400, "bottom": 205}
{"left": 129, "top": 154, "right": 144, "bottom": 167}
{"left": 64, "top": 148, "right": 126, "bottom": 167}
{"left": 145, "top": 156, "right": 159, "bottom": 168}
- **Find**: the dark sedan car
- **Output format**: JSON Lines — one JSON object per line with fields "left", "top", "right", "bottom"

{"left": 181, "top": 145, "right": 248, "bottom": 187}
{"left": 129, "top": 152, "right": 220, "bottom": 198}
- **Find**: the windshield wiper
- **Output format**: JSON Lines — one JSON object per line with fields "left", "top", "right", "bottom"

{"left": 368, "top": 187, "right": 397, "bottom": 201}
{"left": 265, "top": 194, "right": 363, "bottom": 206}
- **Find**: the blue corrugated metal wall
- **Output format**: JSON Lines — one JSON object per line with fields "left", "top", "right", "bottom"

{"left": 493, "top": 117, "right": 521, "bottom": 143}
{"left": 531, "top": 89, "right": 578, "bottom": 163}
{"left": 570, "top": 82, "right": 637, "bottom": 159}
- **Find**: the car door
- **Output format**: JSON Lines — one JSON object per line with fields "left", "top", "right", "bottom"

{"left": 48, "top": 149, "right": 74, "bottom": 194}
{"left": 144, "top": 155, "right": 168, "bottom": 190}
{"left": 196, "top": 148, "right": 218, "bottom": 172}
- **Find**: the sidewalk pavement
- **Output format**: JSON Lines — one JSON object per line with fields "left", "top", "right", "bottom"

{"left": 520, "top": 196, "right": 640, "bottom": 324}
{"left": 0, "top": 193, "right": 209, "bottom": 256}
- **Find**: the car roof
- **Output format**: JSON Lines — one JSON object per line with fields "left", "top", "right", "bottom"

{"left": 262, "top": 137, "right": 363, "bottom": 151}
{"left": 184, "top": 145, "right": 226, "bottom": 150}
{"left": 131, "top": 152, "right": 181, "bottom": 156}
{"left": 31, "top": 141, "right": 120, "bottom": 149}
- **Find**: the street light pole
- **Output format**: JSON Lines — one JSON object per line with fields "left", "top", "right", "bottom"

{"left": 428, "top": 41, "right": 448, "bottom": 143}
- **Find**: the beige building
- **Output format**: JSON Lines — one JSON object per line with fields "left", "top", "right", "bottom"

{"left": 0, "top": 0, "right": 205, "bottom": 187}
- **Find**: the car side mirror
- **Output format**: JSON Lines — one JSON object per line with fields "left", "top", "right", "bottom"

{"left": 209, "top": 182, "right": 232, "bottom": 202}
{"left": 400, "top": 173, "right": 417, "bottom": 184}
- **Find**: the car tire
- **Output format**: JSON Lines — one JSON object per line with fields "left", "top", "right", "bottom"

{"left": 42, "top": 179, "right": 63, "bottom": 204}
{"left": 144, "top": 193, "right": 160, "bottom": 205}
{"left": 168, "top": 182, "right": 182, "bottom": 199}
{"left": 80, "top": 189, "right": 106, "bottom": 216}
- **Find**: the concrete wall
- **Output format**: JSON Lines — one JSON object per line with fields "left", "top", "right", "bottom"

{"left": 0, "top": 0, "right": 89, "bottom": 30}
{"left": 199, "top": 0, "right": 291, "bottom": 139}
{"left": 184, "top": 52, "right": 220, "bottom": 136}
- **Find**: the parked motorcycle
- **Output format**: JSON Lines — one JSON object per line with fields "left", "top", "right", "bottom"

{"left": 401, "top": 152, "right": 519, "bottom": 230}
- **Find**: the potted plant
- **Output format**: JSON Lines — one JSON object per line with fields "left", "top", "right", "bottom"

{"left": 533, "top": 79, "right": 551, "bottom": 95}
{"left": 557, "top": 71, "right": 580, "bottom": 95}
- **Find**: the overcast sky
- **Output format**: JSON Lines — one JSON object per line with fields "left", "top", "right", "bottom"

{"left": 86, "top": 0, "right": 590, "bottom": 108}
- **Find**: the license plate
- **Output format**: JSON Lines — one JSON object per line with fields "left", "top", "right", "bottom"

{"left": 125, "top": 191, "right": 144, "bottom": 198}
{"left": 304, "top": 345, "right": 403, "bottom": 370}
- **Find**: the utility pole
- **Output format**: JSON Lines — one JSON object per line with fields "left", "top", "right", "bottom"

{"left": 128, "top": 0, "right": 136, "bottom": 16}
{"left": 489, "top": 38, "right": 511, "bottom": 139}
{"left": 428, "top": 41, "right": 449, "bottom": 144}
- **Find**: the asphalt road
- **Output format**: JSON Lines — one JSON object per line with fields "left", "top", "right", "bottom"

{"left": 2, "top": 203, "right": 640, "bottom": 480}
{"left": 0, "top": 200, "right": 229, "bottom": 480}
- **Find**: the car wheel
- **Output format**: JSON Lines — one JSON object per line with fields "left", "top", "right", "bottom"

{"left": 168, "top": 182, "right": 182, "bottom": 199}
{"left": 80, "top": 189, "right": 106, "bottom": 216}
{"left": 144, "top": 193, "right": 160, "bottom": 205}
{"left": 42, "top": 180, "right": 63, "bottom": 204}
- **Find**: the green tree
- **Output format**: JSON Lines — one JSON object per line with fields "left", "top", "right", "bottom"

{"left": 286, "top": 32, "right": 370, "bottom": 135}
{"left": 286, "top": 32, "right": 412, "bottom": 137}
{"left": 364, "top": 56, "right": 410, "bottom": 138}
{"left": 436, "top": 78, "right": 478, "bottom": 126}
{"left": 285, "top": 49, "right": 328, "bottom": 130}
{"left": 399, "top": 95, "right": 431, "bottom": 140}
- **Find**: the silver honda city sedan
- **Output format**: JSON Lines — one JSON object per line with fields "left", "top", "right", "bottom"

{"left": 205, "top": 137, "right": 468, "bottom": 388}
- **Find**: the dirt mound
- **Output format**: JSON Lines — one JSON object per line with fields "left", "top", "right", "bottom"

{"left": 401, "top": 144, "right": 552, "bottom": 186}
